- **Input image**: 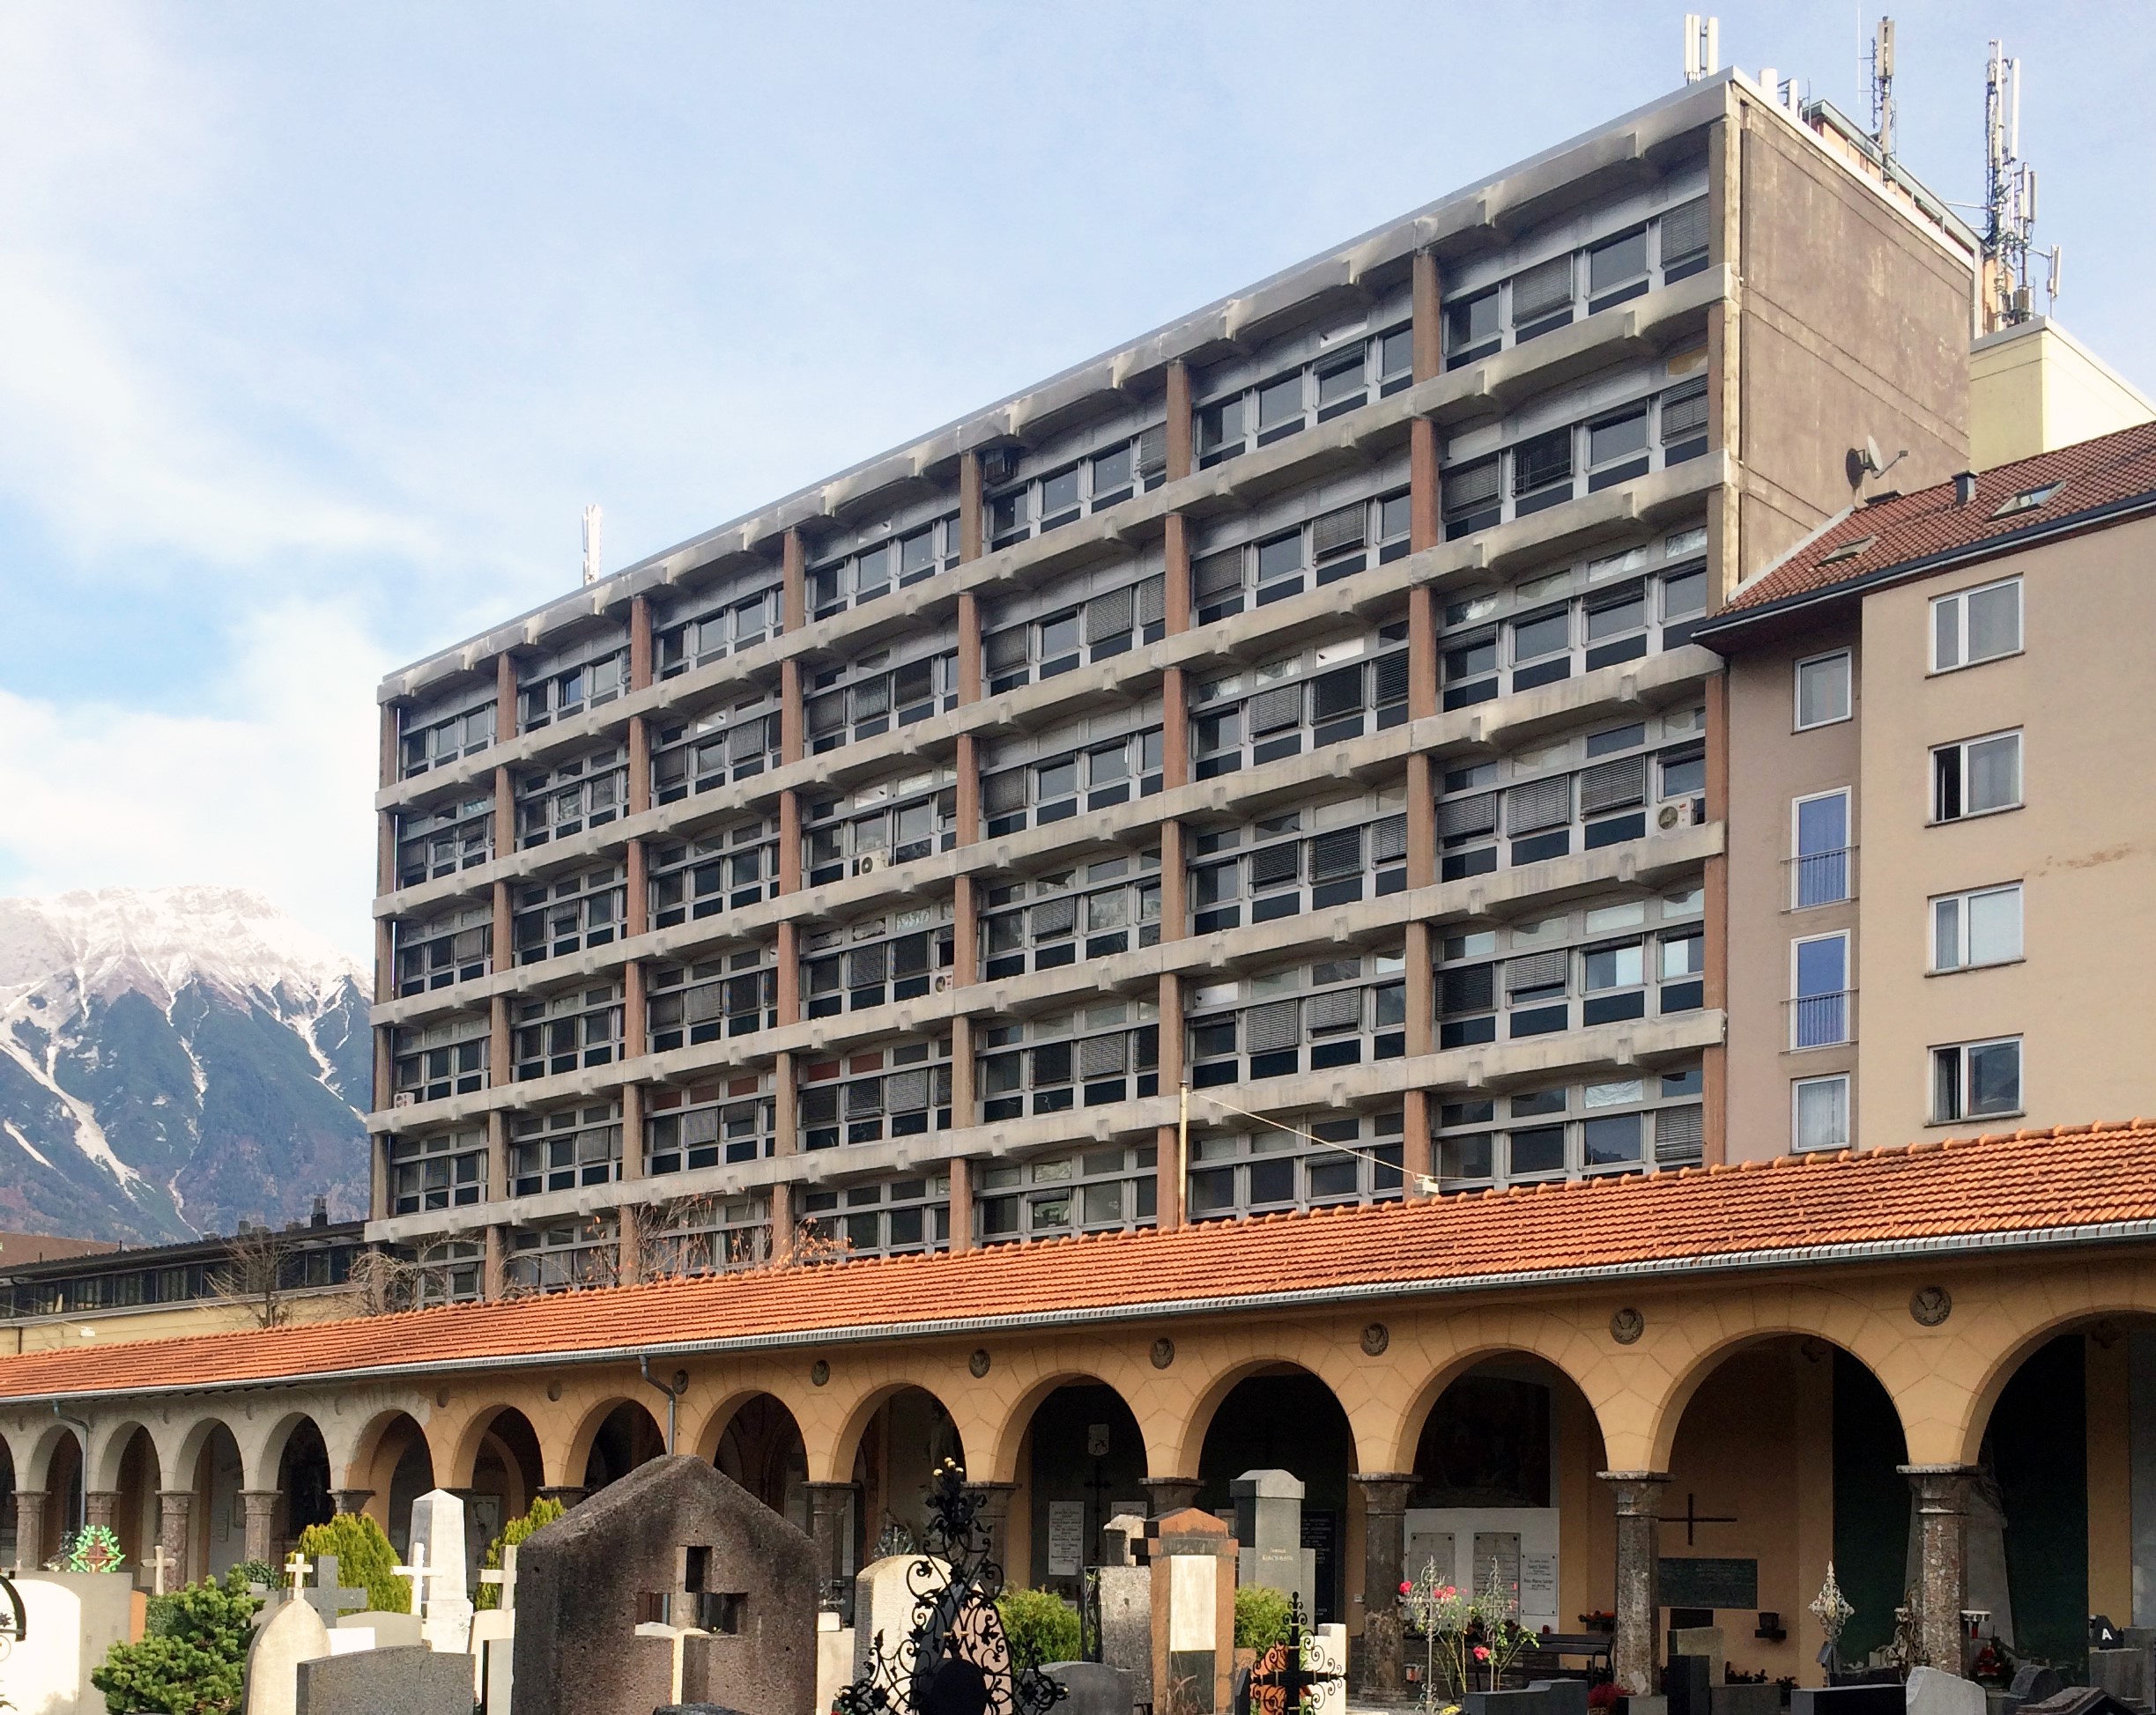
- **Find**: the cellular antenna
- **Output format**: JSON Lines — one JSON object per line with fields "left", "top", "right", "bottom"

{"left": 1683, "top": 14, "right": 1720, "bottom": 84}
{"left": 582, "top": 503, "right": 604, "bottom": 587}
{"left": 1868, "top": 17, "right": 1896, "bottom": 159}
{"left": 1982, "top": 41, "right": 2060, "bottom": 329}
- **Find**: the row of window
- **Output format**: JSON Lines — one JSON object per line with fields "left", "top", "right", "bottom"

{"left": 1792, "top": 1034, "right": 2024, "bottom": 1156}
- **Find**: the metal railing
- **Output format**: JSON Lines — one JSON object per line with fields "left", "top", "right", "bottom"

{"left": 1783, "top": 846, "right": 1858, "bottom": 911}
{"left": 1786, "top": 989, "right": 1856, "bottom": 1051}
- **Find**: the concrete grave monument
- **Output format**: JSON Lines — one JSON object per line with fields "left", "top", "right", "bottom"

{"left": 1042, "top": 1660, "right": 1135, "bottom": 1715}
{"left": 11, "top": 1572, "right": 137, "bottom": 1715}
{"left": 1708, "top": 1686, "right": 1781, "bottom": 1715}
{"left": 243, "top": 1588, "right": 334, "bottom": 1715}
{"left": 1150, "top": 1508, "right": 1238, "bottom": 1715}
{"left": 1668, "top": 1626, "right": 1725, "bottom": 1690}
{"left": 339, "top": 1608, "right": 424, "bottom": 1647}
{"left": 404, "top": 1491, "right": 476, "bottom": 1654}
{"left": 1231, "top": 1471, "right": 1316, "bottom": 1626}
{"left": 853, "top": 1553, "right": 953, "bottom": 1682}
{"left": 300, "top": 1555, "right": 370, "bottom": 1631}
{"left": 294, "top": 1643, "right": 472, "bottom": 1715}
{"left": 1906, "top": 1666, "right": 1989, "bottom": 1715}
{"left": 1097, "top": 1513, "right": 1153, "bottom": 1711}
{"left": 512, "top": 1453, "right": 818, "bottom": 1715}
{"left": 470, "top": 1539, "right": 521, "bottom": 1712}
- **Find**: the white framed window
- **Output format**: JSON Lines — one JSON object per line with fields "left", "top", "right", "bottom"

{"left": 1930, "top": 577, "right": 2022, "bottom": 673}
{"left": 1931, "top": 1037, "right": 2021, "bottom": 1123}
{"left": 1930, "top": 883, "right": 2022, "bottom": 972}
{"left": 1792, "top": 1075, "right": 1850, "bottom": 1153}
{"left": 1794, "top": 650, "right": 1851, "bottom": 729}
{"left": 1789, "top": 931, "right": 1850, "bottom": 1049}
{"left": 1790, "top": 788, "right": 1852, "bottom": 908}
{"left": 1932, "top": 730, "right": 2021, "bottom": 822}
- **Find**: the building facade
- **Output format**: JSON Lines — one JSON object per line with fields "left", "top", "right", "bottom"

{"left": 1703, "top": 423, "right": 2156, "bottom": 1160}
{"left": 366, "top": 71, "right": 1975, "bottom": 1305}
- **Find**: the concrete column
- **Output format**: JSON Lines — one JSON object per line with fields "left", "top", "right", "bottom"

{"left": 1158, "top": 819, "right": 1187, "bottom": 943}
{"left": 955, "top": 732, "right": 981, "bottom": 845}
{"left": 1156, "top": 972, "right": 1185, "bottom": 1232}
{"left": 372, "top": 1028, "right": 394, "bottom": 1122}
{"left": 1163, "top": 516, "right": 1192, "bottom": 634}
{"left": 493, "top": 762, "right": 515, "bottom": 858}
{"left": 782, "top": 529, "right": 807, "bottom": 634}
{"left": 489, "top": 993, "right": 511, "bottom": 1090}
{"left": 1404, "top": 920, "right": 1434, "bottom": 1058}
{"left": 1161, "top": 668, "right": 1189, "bottom": 787}
{"left": 629, "top": 594, "right": 653, "bottom": 691}
{"left": 617, "top": 1201, "right": 641, "bottom": 1287}
{"left": 1405, "top": 751, "right": 1436, "bottom": 891}
{"left": 1411, "top": 250, "right": 1442, "bottom": 383}
{"left": 779, "top": 791, "right": 803, "bottom": 894}
{"left": 959, "top": 451, "right": 984, "bottom": 564}
{"left": 625, "top": 837, "right": 648, "bottom": 937}
{"left": 158, "top": 1490, "right": 193, "bottom": 1581}
{"left": 240, "top": 1490, "right": 279, "bottom": 1566}
{"left": 623, "top": 960, "right": 647, "bottom": 1060}
{"left": 330, "top": 1488, "right": 375, "bottom": 1519}
{"left": 1603, "top": 1472, "right": 1669, "bottom": 1696}
{"left": 774, "top": 1050, "right": 799, "bottom": 1157}
{"left": 957, "top": 591, "right": 982, "bottom": 702}
{"left": 484, "top": 1224, "right": 507, "bottom": 1301}
{"left": 952, "top": 876, "right": 979, "bottom": 985}
{"left": 767, "top": 1180, "right": 793, "bottom": 1265}
{"left": 974, "top": 1481, "right": 1020, "bottom": 1583}
{"left": 1901, "top": 1464, "right": 1977, "bottom": 1674}
{"left": 376, "top": 808, "right": 396, "bottom": 898}
{"left": 620, "top": 1082, "right": 645, "bottom": 1179}
{"left": 492, "top": 878, "right": 513, "bottom": 976}
{"left": 11, "top": 1490, "right": 47, "bottom": 1570}
{"left": 374, "top": 915, "right": 394, "bottom": 1005}
{"left": 1353, "top": 1473, "right": 1415, "bottom": 1699}
{"left": 379, "top": 701, "right": 403, "bottom": 790}
{"left": 1140, "top": 1475, "right": 1201, "bottom": 1515}
{"left": 781, "top": 657, "right": 804, "bottom": 763}
{"left": 806, "top": 1482, "right": 858, "bottom": 1617}
{"left": 946, "top": 1156, "right": 973, "bottom": 1255}
{"left": 1407, "top": 250, "right": 1442, "bottom": 555}
{"left": 496, "top": 652, "right": 520, "bottom": 740}
{"left": 1410, "top": 419, "right": 1441, "bottom": 554}
{"left": 84, "top": 1490, "right": 118, "bottom": 1532}
{"left": 950, "top": 1016, "right": 975, "bottom": 1130}
{"left": 627, "top": 713, "right": 651, "bottom": 815}
{"left": 1166, "top": 360, "right": 1194, "bottom": 480}
{"left": 1400, "top": 1087, "right": 1432, "bottom": 1196}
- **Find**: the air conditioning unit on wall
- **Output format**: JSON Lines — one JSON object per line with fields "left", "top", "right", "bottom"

{"left": 1656, "top": 800, "right": 1704, "bottom": 832}
{"left": 856, "top": 852, "right": 883, "bottom": 876}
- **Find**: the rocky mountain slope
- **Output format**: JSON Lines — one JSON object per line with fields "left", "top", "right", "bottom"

{"left": 0, "top": 887, "right": 370, "bottom": 1243}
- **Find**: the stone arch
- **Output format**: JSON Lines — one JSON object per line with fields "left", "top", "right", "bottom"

{"left": 345, "top": 1408, "right": 436, "bottom": 1542}
{"left": 459, "top": 1406, "right": 547, "bottom": 1531}
{"left": 702, "top": 1392, "right": 811, "bottom": 1533}
{"left": 89, "top": 1416, "right": 159, "bottom": 1494}
{"left": 821, "top": 1378, "right": 968, "bottom": 1490}
{"left": 564, "top": 1396, "right": 665, "bottom": 1495}
{"left": 1634, "top": 1288, "right": 1928, "bottom": 1473}
{"left": 1949, "top": 1284, "right": 2156, "bottom": 1467}
{"left": 106, "top": 1423, "right": 163, "bottom": 1574}
{"left": 1163, "top": 1340, "right": 1373, "bottom": 1479}
{"left": 1371, "top": 1312, "right": 1624, "bottom": 1475}
{"left": 441, "top": 1402, "right": 544, "bottom": 1493}
{"left": 984, "top": 1366, "right": 1158, "bottom": 1489}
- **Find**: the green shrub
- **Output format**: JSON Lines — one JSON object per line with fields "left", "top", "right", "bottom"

{"left": 295, "top": 1512, "right": 408, "bottom": 1614}
{"left": 92, "top": 1568, "right": 260, "bottom": 1715}
{"left": 996, "top": 1586, "right": 1082, "bottom": 1667}
{"left": 475, "top": 1495, "right": 565, "bottom": 1609}
{"left": 232, "top": 1559, "right": 276, "bottom": 1593}
{"left": 1234, "top": 1584, "right": 1292, "bottom": 1653}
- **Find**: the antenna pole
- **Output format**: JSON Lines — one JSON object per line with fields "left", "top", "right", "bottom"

{"left": 582, "top": 503, "right": 604, "bottom": 587}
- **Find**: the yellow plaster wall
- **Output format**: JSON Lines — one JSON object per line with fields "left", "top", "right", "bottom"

{"left": 2088, "top": 1330, "right": 2134, "bottom": 1622}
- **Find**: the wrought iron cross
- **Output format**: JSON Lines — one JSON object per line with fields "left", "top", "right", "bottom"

{"left": 1248, "top": 1596, "right": 1344, "bottom": 1715}
{"left": 1656, "top": 1493, "right": 1737, "bottom": 1547}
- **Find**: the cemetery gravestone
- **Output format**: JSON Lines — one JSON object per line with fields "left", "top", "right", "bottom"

{"left": 853, "top": 1553, "right": 953, "bottom": 1682}
{"left": 471, "top": 1541, "right": 520, "bottom": 1712}
{"left": 340, "top": 1609, "right": 425, "bottom": 1647}
{"left": 1463, "top": 1691, "right": 1552, "bottom": 1715}
{"left": 1666, "top": 1654, "right": 1713, "bottom": 1715}
{"left": 1530, "top": 1681, "right": 1590, "bottom": 1715}
{"left": 1309, "top": 1626, "right": 1348, "bottom": 1715}
{"left": 1708, "top": 1686, "right": 1782, "bottom": 1715}
{"left": 817, "top": 1610, "right": 857, "bottom": 1715}
{"left": 2088, "top": 1649, "right": 2152, "bottom": 1709}
{"left": 2012, "top": 1669, "right": 2070, "bottom": 1706}
{"left": 1097, "top": 1513, "right": 1153, "bottom": 1711}
{"left": 1151, "top": 1509, "right": 1238, "bottom": 1715}
{"left": 1906, "top": 1666, "right": 1989, "bottom": 1715}
{"left": 300, "top": 1555, "right": 371, "bottom": 1630}
{"left": 12, "top": 1572, "right": 137, "bottom": 1715}
{"left": 407, "top": 1493, "right": 477, "bottom": 1655}
{"left": 1668, "top": 1627, "right": 1725, "bottom": 1691}
{"left": 1791, "top": 1686, "right": 1906, "bottom": 1715}
{"left": 244, "top": 1590, "right": 334, "bottom": 1715}
{"left": 1231, "top": 1471, "right": 1316, "bottom": 1627}
{"left": 294, "top": 1643, "right": 472, "bottom": 1715}
{"left": 1042, "top": 1661, "right": 1135, "bottom": 1715}
{"left": 513, "top": 1453, "right": 818, "bottom": 1715}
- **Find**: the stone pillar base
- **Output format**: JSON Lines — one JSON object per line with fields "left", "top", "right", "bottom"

{"left": 11, "top": 1490, "right": 48, "bottom": 1571}
{"left": 156, "top": 1490, "right": 194, "bottom": 1587}
{"left": 1140, "top": 1475, "right": 1202, "bottom": 1516}
{"left": 1602, "top": 1470, "right": 1671, "bottom": 1697}
{"left": 1901, "top": 1464, "right": 1978, "bottom": 1674}
{"left": 330, "top": 1488, "right": 375, "bottom": 1519}
{"left": 240, "top": 1490, "right": 280, "bottom": 1569}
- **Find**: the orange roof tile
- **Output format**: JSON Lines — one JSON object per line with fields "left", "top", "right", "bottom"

{"left": 4, "top": 1118, "right": 2154, "bottom": 1401}
{"left": 1699, "top": 422, "right": 2156, "bottom": 633}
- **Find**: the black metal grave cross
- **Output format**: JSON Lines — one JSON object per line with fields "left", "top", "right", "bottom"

{"left": 1656, "top": 1493, "right": 1737, "bottom": 1547}
{"left": 1248, "top": 1596, "right": 1343, "bottom": 1715}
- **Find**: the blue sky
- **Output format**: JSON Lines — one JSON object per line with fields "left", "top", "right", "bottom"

{"left": 2, "top": 2, "right": 2150, "bottom": 959}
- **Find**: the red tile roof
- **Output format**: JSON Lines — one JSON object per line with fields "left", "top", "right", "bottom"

{"left": 1703, "top": 421, "right": 2156, "bottom": 627}
{"left": 4, "top": 1118, "right": 2153, "bottom": 1401}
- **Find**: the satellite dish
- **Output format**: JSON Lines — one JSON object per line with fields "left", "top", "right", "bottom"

{"left": 1863, "top": 435, "right": 1885, "bottom": 474}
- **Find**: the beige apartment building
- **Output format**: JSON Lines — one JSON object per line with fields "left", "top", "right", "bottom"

{"left": 1700, "top": 423, "right": 2156, "bottom": 1158}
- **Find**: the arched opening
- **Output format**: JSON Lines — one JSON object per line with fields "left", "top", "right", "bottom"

{"left": 713, "top": 1394, "right": 808, "bottom": 1534}
{"left": 1659, "top": 1336, "right": 1907, "bottom": 1686}
{"left": 582, "top": 1401, "right": 665, "bottom": 1494}
{"left": 1403, "top": 1356, "right": 1610, "bottom": 1648}
{"left": 350, "top": 1411, "right": 436, "bottom": 1556}
{"left": 1018, "top": 1381, "right": 1146, "bottom": 1602}
{"left": 110, "top": 1426, "right": 161, "bottom": 1578}
{"left": 466, "top": 1408, "right": 546, "bottom": 1580}
{"left": 1196, "top": 1365, "right": 1353, "bottom": 1625}
{"left": 188, "top": 1423, "right": 247, "bottom": 1582}
{"left": 277, "top": 1420, "right": 335, "bottom": 1552}
{"left": 850, "top": 1386, "right": 965, "bottom": 1573}
{"left": 0, "top": 1440, "right": 16, "bottom": 1569}
{"left": 46, "top": 1429, "right": 85, "bottom": 1562}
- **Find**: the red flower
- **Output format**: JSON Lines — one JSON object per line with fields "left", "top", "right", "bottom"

{"left": 1474, "top": 1646, "right": 1491, "bottom": 1661}
{"left": 1400, "top": 1581, "right": 1412, "bottom": 1594}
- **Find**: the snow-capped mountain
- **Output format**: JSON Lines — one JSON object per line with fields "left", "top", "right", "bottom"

{"left": 0, "top": 887, "right": 371, "bottom": 1243}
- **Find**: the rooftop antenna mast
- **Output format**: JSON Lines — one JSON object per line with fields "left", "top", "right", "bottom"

{"left": 1867, "top": 17, "right": 1896, "bottom": 160}
{"left": 582, "top": 503, "right": 603, "bottom": 586}
{"left": 1683, "top": 14, "right": 1720, "bottom": 85}
{"left": 1982, "top": 41, "right": 2060, "bottom": 329}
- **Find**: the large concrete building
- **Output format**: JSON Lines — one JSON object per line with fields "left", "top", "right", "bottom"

{"left": 365, "top": 70, "right": 1974, "bottom": 1305}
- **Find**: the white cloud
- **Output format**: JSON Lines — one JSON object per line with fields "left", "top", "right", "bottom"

{"left": 0, "top": 599, "right": 386, "bottom": 959}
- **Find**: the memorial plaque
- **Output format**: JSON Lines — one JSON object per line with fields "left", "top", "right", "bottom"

{"left": 1048, "top": 1504, "right": 1086, "bottom": 1578}
{"left": 1657, "top": 1558, "right": 1758, "bottom": 1610}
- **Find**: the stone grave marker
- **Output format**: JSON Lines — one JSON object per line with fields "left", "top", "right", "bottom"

{"left": 146, "top": 1541, "right": 177, "bottom": 1596}
{"left": 243, "top": 1587, "right": 334, "bottom": 1715}
{"left": 1529, "top": 1681, "right": 1590, "bottom": 1715}
{"left": 1151, "top": 1507, "right": 1237, "bottom": 1715}
{"left": 12, "top": 1572, "right": 137, "bottom": 1715}
{"left": 852, "top": 1553, "right": 954, "bottom": 1682}
{"left": 471, "top": 1540, "right": 520, "bottom": 1712}
{"left": 1907, "top": 1666, "right": 1989, "bottom": 1715}
{"left": 1231, "top": 1471, "right": 1315, "bottom": 1625}
{"left": 1668, "top": 1625, "right": 1725, "bottom": 1689}
{"left": 294, "top": 1642, "right": 472, "bottom": 1715}
{"left": 1309, "top": 1626, "right": 1347, "bottom": 1715}
{"left": 340, "top": 1608, "right": 425, "bottom": 1647}
{"left": 2022, "top": 1695, "right": 2142, "bottom": 1715}
{"left": 406, "top": 1491, "right": 476, "bottom": 1654}
{"left": 1708, "top": 1685, "right": 1781, "bottom": 1715}
{"left": 2089, "top": 1648, "right": 2154, "bottom": 1710}
{"left": 1043, "top": 1660, "right": 1134, "bottom": 1715}
{"left": 1666, "top": 1653, "right": 1713, "bottom": 1715}
{"left": 1098, "top": 1513, "right": 1153, "bottom": 1711}
{"left": 1463, "top": 1690, "right": 1554, "bottom": 1715}
{"left": 1791, "top": 1686, "right": 1905, "bottom": 1715}
{"left": 2012, "top": 1669, "right": 2070, "bottom": 1706}
{"left": 512, "top": 1452, "right": 817, "bottom": 1715}
{"left": 300, "top": 1554, "right": 370, "bottom": 1630}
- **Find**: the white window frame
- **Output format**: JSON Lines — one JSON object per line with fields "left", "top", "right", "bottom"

{"left": 1930, "top": 729, "right": 2023, "bottom": 824}
{"left": 1793, "top": 649, "right": 1852, "bottom": 730}
{"left": 1930, "top": 1036, "right": 2023, "bottom": 1124}
{"left": 1789, "top": 787, "right": 1854, "bottom": 908}
{"left": 1930, "top": 882, "right": 2024, "bottom": 972}
{"left": 1791, "top": 1074, "right": 1851, "bottom": 1154}
{"left": 1789, "top": 930, "right": 1851, "bottom": 1050}
{"left": 1930, "top": 576, "right": 2023, "bottom": 674}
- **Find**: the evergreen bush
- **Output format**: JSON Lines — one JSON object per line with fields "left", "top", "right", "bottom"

{"left": 91, "top": 1568, "right": 260, "bottom": 1715}
{"left": 1234, "top": 1584, "right": 1292, "bottom": 1653}
{"left": 475, "top": 1495, "right": 565, "bottom": 1609}
{"left": 996, "top": 1586, "right": 1082, "bottom": 1667}
{"left": 294, "top": 1511, "right": 409, "bottom": 1613}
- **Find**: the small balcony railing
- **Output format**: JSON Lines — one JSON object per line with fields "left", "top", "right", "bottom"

{"left": 1786, "top": 989, "right": 1856, "bottom": 1051}
{"left": 1784, "top": 846, "right": 1858, "bottom": 911}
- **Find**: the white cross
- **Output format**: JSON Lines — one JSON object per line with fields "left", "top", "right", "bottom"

{"left": 478, "top": 1541, "right": 518, "bottom": 1613}
{"left": 146, "top": 1543, "right": 176, "bottom": 1596}
{"left": 392, "top": 1541, "right": 438, "bottom": 1617}
{"left": 284, "top": 1551, "right": 312, "bottom": 1600}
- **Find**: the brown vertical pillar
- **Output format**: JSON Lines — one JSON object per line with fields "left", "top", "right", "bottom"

{"left": 767, "top": 1179, "right": 794, "bottom": 1264}
{"left": 1410, "top": 422, "right": 1441, "bottom": 554}
{"left": 374, "top": 915, "right": 394, "bottom": 1006}
{"left": 1405, "top": 753, "right": 1436, "bottom": 891}
{"left": 372, "top": 1026, "right": 394, "bottom": 1116}
{"left": 779, "top": 792, "right": 803, "bottom": 894}
{"left": 950, "top": 1015, "right": 975, "bottom": 1128}
{"left": 1408, "top": 253, "right": 1442, "bottom": 560}
{"left": 782, "top": 529, "right": 807, "bottom": 634}
{"left": 1901, "top": 1465, "right": 1976, "bottom": 1674}
{"left": 371, "top": 1133, "right": 391, "bottom": 1221}
{"left": 959, "top": 451, "right": 985, "bottom": 564}
{"left": 380, "top": 702, "right": 403, "bottom": 789}
{"left": 775, "top": 922, "right": 801, "bottom": 1024}
{"left": 493, "top": 763, "right": 515, "bottom": 859}
{"left": 616, "top": 1201, "right": 641, "bottom": 1286}
{"left": 1402, "top": 917, "right": 1434, "bottom": 1197}
{"left": 1353, "top": 1473, "right": 1415, "bottom": 1698}
{"left": 774, "top": 1050, "right": 800, "bottom": 1150}
{"left": 629, "top": 594, "right": 654, "bottom": 691}
{"left": 1156, "top": 971, "right": 1186, "bottom": 1232}
{"left": 84, "top": 1490, "right": 118, "bottom": 1532}
{"left": 484, "top": 1226, "right": 506, "bottom": 1300}
{"left": 946, "top": 1156, "right": 973, "bottom": 1255}
{"left": 11, "top": 1490, "right": 46, "bottom": 1571}
{"left": 377, "top": 809, "right": 396, "bottom": 898}
{"left": 492, "top": 879, "right": 513, "bottom": 977}
{"left": 958, "top": 592, "right": 983, "bottom": 703}
{"left": 239, "top": 1490, "right": 279, "bottom": 1566}
{"left": 623, "top": 960, "right": 647, "bottom": 1061}
{"left": 806, "top": 1482, "right": 858, "bottom": 1616}
{"left": 157, "top": 1490, "right": 192, "bottom": 1583}
{"left": 954, "top": 733, "right": 981, "bottom": 846}
{"left": 1411, "top": 250, "right": 1442, "bottom": 383}
{"left": 619, "top": 1082, "right": 645, "bottom": 1179}
{"left": 1161, "top": 669, "right": 1190, "bottom": 788}
{"left": 496, "top": 653, "right": 520, "bottom": 740}
{"left": 625, "top": 838, "right": 648, "bottom": 938}
{"left": 781, "top": 657, "right": 805, "bottom": 764}
{"left": 1401, "top": 1088, "right": 1432, "bottom": 1194}
{"left": 1166, "top": 360, "right": 1194, "bottom": 482}
{"left": 485, "top": 1110, "right": 508, "bottom": 1215}
{"left": 627, "top": 715, "right": 651, "bottom": 815}
{"left": 1158, "top": 820, "right": 1187, "bottom": 942}
{"left": 1603, "top": 1472, "right": 1670, "bottom": 1696}
{"left": 952, "top": 876, "right": 979, "bottom": 986}
{"left": 489, "top": 993, "right": 511, "bottom": 1090}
